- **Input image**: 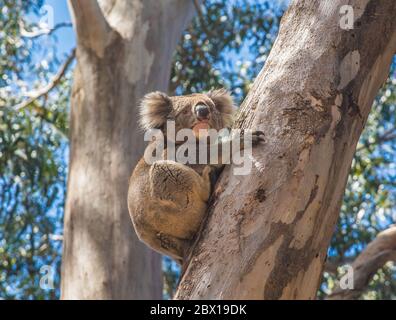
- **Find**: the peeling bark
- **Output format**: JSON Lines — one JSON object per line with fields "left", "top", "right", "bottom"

{"left": 328, "top": 226, "right": 396, "bottom": 300}
{"left": 61, "top": 0, "right": 196, "bottom": 299}
{"left": 175, "top": 0, "right": 396, "bottom": 300}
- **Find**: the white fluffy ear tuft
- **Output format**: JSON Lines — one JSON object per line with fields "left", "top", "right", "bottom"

{"left": 207, "top": 89, "right": 236, "bottom": 128}
{"left": 139, "top": 91, "right": 173, "bottom": 130}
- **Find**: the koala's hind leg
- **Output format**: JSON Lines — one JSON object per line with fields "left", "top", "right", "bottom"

{"left": 149, "top": 160, "right": 211, "bottom": 206}
{"left": 149, "top": 160, "right": 211, "bottom": 254}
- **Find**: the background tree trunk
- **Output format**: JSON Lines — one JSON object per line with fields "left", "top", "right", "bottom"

{"left": 175, "top": 0, "right": 396, "bottom": 300}
{"left": 61, "top": 0, "right": 196, "bottom": 299}
{"left": 328, "top": 225, "right": 396, "bottom": 300}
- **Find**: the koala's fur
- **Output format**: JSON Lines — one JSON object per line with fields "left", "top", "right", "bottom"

{"left": 127, "top": 89, "right": 262, "bottom": 263}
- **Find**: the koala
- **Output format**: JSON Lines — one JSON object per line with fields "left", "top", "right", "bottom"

{"left": 127, "top": 89, "right": 263, "bottom": 264}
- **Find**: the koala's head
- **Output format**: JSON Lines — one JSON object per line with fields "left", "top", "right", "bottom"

{"left": 138, "top": 89, "right": 235, "bottom": 138}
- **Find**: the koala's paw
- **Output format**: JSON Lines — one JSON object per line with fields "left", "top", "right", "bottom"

{"left": 251, "top": 130, "right": 265, "bottom": 146}
{"left": 238, "top": 129, "right": 265, "bottom": 148}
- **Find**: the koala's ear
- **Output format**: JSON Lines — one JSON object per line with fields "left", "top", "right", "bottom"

{"left": 207, "top": 89, "right": 236, "bottom": 128}
{"left": 138, "top": 91, "right": 173, "bottom": 130}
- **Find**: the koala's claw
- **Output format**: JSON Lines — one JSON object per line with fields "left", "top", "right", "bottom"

{"left": 237, "top": 129, "right": 265, "bottom": 149}
{"left": 251, "top": 130, "right": 265, "bottom": 145}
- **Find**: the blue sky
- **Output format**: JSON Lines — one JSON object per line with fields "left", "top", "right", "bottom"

{"left": 45, "top": 0, "right": 75, "bottom": 54}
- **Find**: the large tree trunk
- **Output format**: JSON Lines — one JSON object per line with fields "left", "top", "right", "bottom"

{"left": 61, "top": 0, "right": 196, "bottom": 299}
{"left": 175, "top": 0, "right": 396, "bottom": 300}
{"left": 328, "top": 225, "right": 396, "bottom": 300}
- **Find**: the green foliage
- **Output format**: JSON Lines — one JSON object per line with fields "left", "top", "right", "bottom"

{"left": 163, "top": 257, "right": 179, "bottom": 299}
{"left": 171, "top": 0, "right": 284, "bottom": 103}
{"left": 0, "top": 0, "right": 71, "bottom": 299}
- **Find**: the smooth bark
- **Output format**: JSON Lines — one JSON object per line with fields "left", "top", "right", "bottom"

{"left": 175, "top": 0, "right": 396, "bottom": 300}
{"left": 62, "top": 0, "right": 196, "bottom": 299}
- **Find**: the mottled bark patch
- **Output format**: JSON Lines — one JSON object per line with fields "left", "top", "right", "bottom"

{"left": 261, "top": 177, "right": 319, "bottom": 299}
{"left": 281, "top": 95, "right": 332, "bottom": 140}
{"left": 255, "top": 187, "right": 267, "bottom": 202}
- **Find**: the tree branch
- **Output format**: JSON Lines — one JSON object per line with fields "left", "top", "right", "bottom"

{"left": 192, "top": 0, "right": 214, "bottom": 39}
{"left": 327, "top": 225, "right": 396, "bottom": 300}
{"left": 324, "top": 259, "right": 344, "bottom": 274}
{"left": 324, "top": 256, "right": 357, "bottom": 274}
{"left": 356, "top": 127, "right": 396, "bottom": 152}
{"left": 20, "top": 22, "right": 73, "bottom": 39}
{"left": 8, "top": 49, "right": 76, "bottom": 111}
{"left": 67, "top": 0, "right": 111, "bottom": 56}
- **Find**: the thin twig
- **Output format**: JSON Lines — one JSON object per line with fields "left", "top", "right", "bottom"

{"left": 192, "top": 0, "right": 214, "bottom": 39}
{"left": 20, "top": 22, "right": 73, "bottom": 39}
{"left": 356, "top": 127, "right": 396, "bottom": 152}
{"left": 192, "top": 0, "right": 205, "bottom": 19}
{"left": 8, "top": 48, "right": 76, "bottom": 112}
{"left": 324, "top": 257, "right": 354, "bottom": 274}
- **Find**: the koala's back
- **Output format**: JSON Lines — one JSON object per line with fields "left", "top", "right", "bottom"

{"left": 128, "top": 156, "right": 210, "bottom": 261}
{"left": 127, "top": 158, "right": 151, "bottom": 236}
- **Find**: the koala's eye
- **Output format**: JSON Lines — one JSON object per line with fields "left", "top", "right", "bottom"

{"left": 182, "top": 108, "right": 190, "bottom": 115}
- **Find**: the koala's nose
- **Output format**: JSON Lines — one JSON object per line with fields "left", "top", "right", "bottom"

{"left": 195, "top": 104, "right": 210, "bottom": 120}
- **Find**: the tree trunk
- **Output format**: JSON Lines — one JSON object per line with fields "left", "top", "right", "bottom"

{"left": 175, "top": 0, "right": 396, "bottom": 300}
{"left": 61, "top": 0, "right": 196, "bottom": 299}
{"left": 328, "top": 225, "right": 396, "bottom": 300}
